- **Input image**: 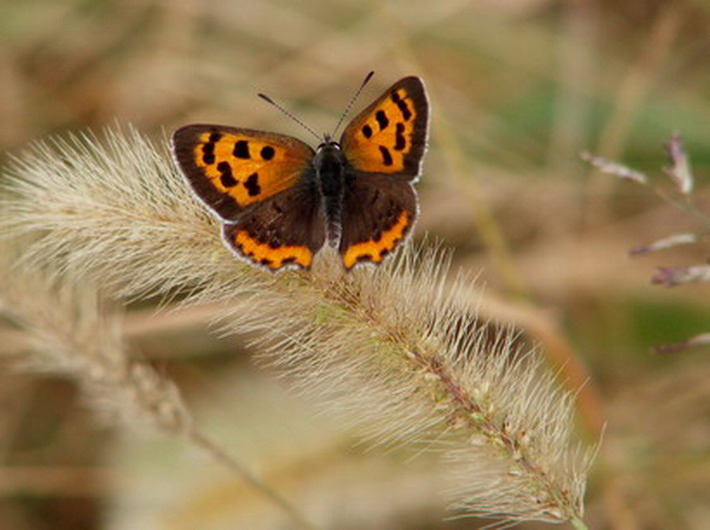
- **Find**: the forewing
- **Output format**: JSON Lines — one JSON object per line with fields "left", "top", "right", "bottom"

{"left": 172, "top": 124, "right": 314, "bottom": 221}
{"left": 340, "top": 77, "right": 429, "bottom": 181}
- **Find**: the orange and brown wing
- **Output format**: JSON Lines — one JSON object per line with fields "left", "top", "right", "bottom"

{"left": 339, "top": 175, "right": 417, "bottom": 270}
{"left": 172, "top": 125, "right": 314, "bottom": 221}
{"left": 223, "top": 180, "right": 326, "bottom": 271}
{"left": 340, "top": 77, "right": 429, "bottom": 181}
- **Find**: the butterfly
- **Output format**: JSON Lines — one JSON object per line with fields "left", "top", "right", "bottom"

{"left": 171, "top": 75, "right": 429, "bottom": 271}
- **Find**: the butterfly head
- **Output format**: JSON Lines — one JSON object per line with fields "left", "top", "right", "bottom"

{"left": 313, "top": 136, "right": 345, "bottom": 171}
{"left": 316, "top": 134, "right": 341, "bottom": 151}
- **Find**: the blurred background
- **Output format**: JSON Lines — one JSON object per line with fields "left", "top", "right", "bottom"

{"left": 0, "top": 0, "right": 708, "bottom": 529}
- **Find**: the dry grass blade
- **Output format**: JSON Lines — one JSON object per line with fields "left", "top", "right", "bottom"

{"left": 653, "top": 332, "right": 710, "bottom": 355}
{"left": 580, "top": 151, "right": 648, "bottom": 185}
{"left": 663, "top": 134, "right": 693, "bottom": 194}
{"left": 0, "top": 126, "right": 591, "bottom": 526}
{"left": 628, "top": 232, "right": 698, "bottom": 256}
{"left": 651, "top": 265, "right": 710, "bottom": 287}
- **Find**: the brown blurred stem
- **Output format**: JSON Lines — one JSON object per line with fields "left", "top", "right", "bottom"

{"left": 585, "top": 5, "right": 683, "bottom": 226}
{"left": 188, "top": 429, "right": 318, "bottom": 530}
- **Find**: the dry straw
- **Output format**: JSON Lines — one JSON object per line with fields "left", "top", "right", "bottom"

{"left": 0, "top": 126, "right": 591, "bottom": 528}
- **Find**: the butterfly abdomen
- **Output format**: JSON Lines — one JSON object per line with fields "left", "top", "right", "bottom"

{"left": 314, "top": 143, "right": 347, "bottom": 247}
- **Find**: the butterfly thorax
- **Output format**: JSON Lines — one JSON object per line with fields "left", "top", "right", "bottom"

{"left": 313, "top": 141, "right": 348, "bottom": 246}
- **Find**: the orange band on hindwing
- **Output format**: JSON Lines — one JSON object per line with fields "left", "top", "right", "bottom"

{"left": 342, "top": 210, "right": 411, "bottom": 270}
{"left": 229, "top": 229, "right": 313, "bottom": 270}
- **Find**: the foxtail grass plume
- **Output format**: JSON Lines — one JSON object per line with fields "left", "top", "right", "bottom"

{"left": 0, "top": 126, "right": 591, "bottom": 526}
{"left": 0, "top": 245, "right": 317, "bottom": 530}
{"left": 0, "top": 243, "right": 192, "bottom": 435}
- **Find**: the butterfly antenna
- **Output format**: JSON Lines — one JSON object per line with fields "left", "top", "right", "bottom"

{"left": 331, "top": 71, "right": 375, "bottom": 139}
{"left": 258, "top": 93, "right": 322, "bottom": 142}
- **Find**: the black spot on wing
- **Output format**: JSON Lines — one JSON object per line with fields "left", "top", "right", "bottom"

{"left": 397, "top": 99, "right": 412, "bottom": 121}
{"left": 362, "top": 124, "right": 373, "bottom": 138}
{"left": 379, "top": 146, "right": 393, "bottom": 166}
{"left": 390, "top": 90, "right": 412, "bottom": 121}
{"left": 244, "top": 172, "right": 261, "bottom": 196}
{"left": 394, "top": 122, "right": 406, "bottom": 151}
{"left": 233, "top": 140, "right": 250, "bottom": 159}
{"left": 217, "top": 161, "right": 237, "bottom": 187}
{"left": 202, "top": 142, "right": 215, "bottom": 164}
{"left": 261, "top": 146, "right": 275, "bottom": 160}
{"left": 375, "top": 110, "right": 389, "bottom": 130}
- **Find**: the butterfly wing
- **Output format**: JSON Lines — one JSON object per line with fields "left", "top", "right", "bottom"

{"left": 339, "top": 76, "right": 429, "bottom": 181}
{"left": 173, "top": 124, "right": 324, "bottom": 270}
{"left": 172, "top": 124, "right": 315, "bottom": 221}
{"left": 337, "top": 76, "right": 428, "bottom": 269}
{"left": 223, "top": 179, "right": 326, "bottom": 270}
{"left": 173, "top": 76, "right": 429, "bottom": 272}
{"left": 338, "top": 174, "right": 417, "bottom": 269}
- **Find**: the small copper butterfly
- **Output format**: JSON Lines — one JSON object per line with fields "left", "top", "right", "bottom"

{"left": 171, "top": 75, "right": 430, "bottom": 271}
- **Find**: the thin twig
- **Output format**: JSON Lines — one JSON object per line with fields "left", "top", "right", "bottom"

{"left": 187, "top": 429, "right": 318, "bottom": 530}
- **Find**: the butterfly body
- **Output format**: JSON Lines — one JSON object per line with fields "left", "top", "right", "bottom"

{"left": 312, "top": 140, "right": 347, "bottom": 247}
{"left": 172, "top": 76, "right": 429, "bottom": 271}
